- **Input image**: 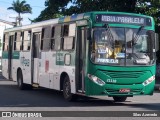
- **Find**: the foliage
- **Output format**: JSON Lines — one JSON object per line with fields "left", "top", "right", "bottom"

{"left": 136, "top": 0, "right": 160, "bottom": 25}
{"left": 7, "top": 0, "right": 32, "bottom": 25}
{"left": 65, "top": 0, "right": 136, "bottom": 15}
{"left": 32, "top": 0, "right": 70, "bottom": 22}
{"left": 34, "top": 0, "right": 136, "bottom": 22}
{"left": 7, "top": 0, "right": 32, "bottom": 14}
{"left": 34, "top": 0, "right": 160, "bottom": 29}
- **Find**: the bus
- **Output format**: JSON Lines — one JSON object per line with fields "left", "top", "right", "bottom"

{"left": 2, "top": 11, "right": 158, "bottom": 102}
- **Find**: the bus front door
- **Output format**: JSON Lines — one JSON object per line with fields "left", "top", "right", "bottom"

{"left": 8, "top": 35, "right": 14, "bottom": 80}
{"left": 31, "top": 32, "right": 41, "bottom": 84}
{"left": 76, "top": 27, "right": 86, "bottom": 93}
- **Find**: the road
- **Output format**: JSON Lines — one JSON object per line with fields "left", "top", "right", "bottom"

{"left": 0, "top": 73, "right": 160, "bottom": 120}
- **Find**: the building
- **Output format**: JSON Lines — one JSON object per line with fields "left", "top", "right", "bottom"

{"left": 0, "top": 19, "right": 14, "bottom": 54}
{"left": 0, "top": 19, "right": 14, "bottom": 70}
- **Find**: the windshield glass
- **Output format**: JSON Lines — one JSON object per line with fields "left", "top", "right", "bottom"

{"left": 90, "top": 27, "right": 155, "bottom": 66}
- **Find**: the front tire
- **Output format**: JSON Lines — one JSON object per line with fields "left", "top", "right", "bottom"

{"left": 63, "top": 76, "right": 77, "bottom": 101}
{"left": 113, "top": 96, "right": 127, "bottom": 102}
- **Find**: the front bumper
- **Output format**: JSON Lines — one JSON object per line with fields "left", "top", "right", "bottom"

{"left": 85, "top": 78, "right": 155, "bottom": 96}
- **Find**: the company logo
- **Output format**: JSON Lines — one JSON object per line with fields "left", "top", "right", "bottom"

{"left": 2, "top": 112, "right": 12, "bottom": 117}
{"left": 1, "top": 112, "right": 42, "bottom": 118}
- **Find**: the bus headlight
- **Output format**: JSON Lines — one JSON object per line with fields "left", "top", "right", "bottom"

{"left": 142, "top": 75, "right": 155, "bottom": 86}
{"left": 88, "top": 74, "right": 105, "bottom": 86}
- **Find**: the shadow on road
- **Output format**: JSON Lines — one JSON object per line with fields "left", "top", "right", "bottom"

{"left": 0, "top": 72, "right": 6, "bottom": 80}
{"left": 0, "top": 83, "right": 160, "bottom": 111}
{"left": 128, "top": 103, "right": 160, "bottom": 111}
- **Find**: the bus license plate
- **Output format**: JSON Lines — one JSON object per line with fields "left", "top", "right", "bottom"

{"left": 119, "top": 89, "right": 130, "bottom": 93}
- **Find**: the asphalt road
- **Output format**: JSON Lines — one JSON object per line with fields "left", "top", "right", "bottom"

{"left": 0, "top": 73, "right": 160, "bottom": 120}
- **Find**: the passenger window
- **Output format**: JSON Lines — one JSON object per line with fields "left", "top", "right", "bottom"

{"left": 51, "top": 27, "right": 55, "bottom": 50}
{"left": 23, "top": 31, "right": 31, "bottom": 51}
{"left": 63, "top": 25, "right": 69, "bottom": 36}
{"left": 14, "top": 32, "right": 23, "bottom": 51}
{"left": 41, "top": 27, "right": 51, "bottom": 51}
{"left": 69, "top": 23, "right": 76, "bottom": 36}
{"left": 54, "top": 25, "right": 62, "bottom": 50}
{"left": 63, "top": 37, "right": 75, "bottom": 50}
{"left": 63, "top": 23, "right": 76, "bottom": 50}
{"left": 3, "top": 33, "right": 9, "bottom": 51}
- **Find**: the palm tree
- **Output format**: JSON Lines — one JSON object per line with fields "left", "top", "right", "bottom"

{"left": 7, "top": 0, "right": 32, "bottom": 26}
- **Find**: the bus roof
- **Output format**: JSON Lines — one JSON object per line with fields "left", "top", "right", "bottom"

{"left": 4, "top": 11, "right": 153, "bottom": 33}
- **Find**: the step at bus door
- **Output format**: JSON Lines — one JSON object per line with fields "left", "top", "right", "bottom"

{"left": 31, "top": 32, "right": 41, "bottom": 84}
{"left": 8, "top": 35, "right": 14, "bottom": 79}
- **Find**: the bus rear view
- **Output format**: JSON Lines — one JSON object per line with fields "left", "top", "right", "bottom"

{"left": 86, "top": 12, "right": 157, "bottom": 102}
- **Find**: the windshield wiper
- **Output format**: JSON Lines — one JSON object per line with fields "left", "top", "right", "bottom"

{"left": 103, "top": 24, "right": 115, "bottom": 49}
{"left": 132, "top": 26, "right": 144, "bottom": 45}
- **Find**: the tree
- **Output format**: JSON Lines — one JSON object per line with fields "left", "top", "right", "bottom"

{"left": 34, "top": 0, "right": 160, "bottom": 29}
{"left": 65, "top": 0, "right": 136, "bottom": 15}
{"left": 66, "top": 0, "right": 160, "bottom": 31}
{"left": 33, "top": 0, "right": 70, "bottom": 22}
{"left": 7, "top": 0, "right": 32, "bottom": 26}
{"left": 135, "top": 0, "right": 160, "bottom": 32}
{"left": 33, "top": 0, "right": 137, "bottom": 22}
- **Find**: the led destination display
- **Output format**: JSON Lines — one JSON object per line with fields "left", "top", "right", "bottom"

{"left": 96, "top": 14, "right": 152, "bottom": 26}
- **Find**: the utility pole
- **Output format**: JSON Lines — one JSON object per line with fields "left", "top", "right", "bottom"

{"left": 9, "top": 16, "right": 23, "bottom": 26}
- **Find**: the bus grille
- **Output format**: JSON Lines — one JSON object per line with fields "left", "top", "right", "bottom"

{"left": 104, "top": 71, "right": 146, "bottom": 78}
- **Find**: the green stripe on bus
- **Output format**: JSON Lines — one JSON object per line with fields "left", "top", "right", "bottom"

{"left": 2, "top": 51, "right": 8, "bottom": 59}
{"left": 56, "top": 53, "right": 64, "bottom": 65}
{"left": 55, "top": 52, "right": 75, "bottom": 66}
{"left": 12, "top": 51, "right": 20, "bottom": 59}
{"left": 2, "top": 51, "right": 20, "bottom": 59}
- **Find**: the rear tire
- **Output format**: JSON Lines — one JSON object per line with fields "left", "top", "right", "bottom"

{"left": 17, "top": 70, "right": 32, "bottom": 90}
{"left": 63, "top": 76, "right": 77, "bottom": 101}
{"left": 113, "top": 96, "right": 127, "bottom": 102}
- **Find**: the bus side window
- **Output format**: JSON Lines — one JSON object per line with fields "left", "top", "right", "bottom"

{"left": 63, "top": 23, "right": 75, "bottom": 50}
{"left": 41, "top": 26, "right": 51, "bottom": 51}
{"left": 51, "top": 27, "right": 55, "bottom": 50}
{"left": 63, "top": 25, "right": 69, "bottom": 36}
{"left": 23, "top": 31, "right": 31, "bottom": 51}
{"left": 41, "top": 28, "right": 44, "bottom": 50}
{"left": 14, "top": 33, "right": 17, "bottom": 50}
{"left": 21, "top": 32, "right": 23, "bottom": 50}
{"left": 3, "top": 33, "right": 9, "bottom": 51}
{"left": 54, "top": 25, "right": 62, "bottom": 50}
{"left": 14, "top": 32, "right": 23, "bottom": 51}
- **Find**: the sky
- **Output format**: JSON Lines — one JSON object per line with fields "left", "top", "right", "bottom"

{"left": 0, "top": 0, "right": 45, "bottom": 25}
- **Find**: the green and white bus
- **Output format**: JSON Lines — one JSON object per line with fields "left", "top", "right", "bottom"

{"left": 2, "top": 11, "right": 158, "bottom": 102}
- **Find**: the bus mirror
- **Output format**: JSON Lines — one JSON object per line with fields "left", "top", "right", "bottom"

{"left": 87, "top": 28, "right": 91, "bottom": 40}
{"left": 155, "top": 33, "right": 159, "bottom": 52}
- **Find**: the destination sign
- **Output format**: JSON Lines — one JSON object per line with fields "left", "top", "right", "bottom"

{"left": 96, "top": 58, "right": 119, "bottom": 64}
{"left": 96, "top": 14, "right": 152, "bottom": 26}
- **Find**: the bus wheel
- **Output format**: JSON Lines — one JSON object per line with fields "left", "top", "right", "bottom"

{"left": 17, "top": 70, "right": 25, "bottom": 90}
{"left": 17, "top": 70, "right": 32, "bottom": 90}
{"left": 63, "top": 76, "right": 77, "bottom": 101}
{"left": 113, "top": 96, "right": 127, "bottom": 102}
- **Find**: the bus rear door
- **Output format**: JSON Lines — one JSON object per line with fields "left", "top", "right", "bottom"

{"left": 8, "top": 34, "right": 14, "bottom": 79}
{"left": 31, "top": 30, "right": 41, "bottom": 85}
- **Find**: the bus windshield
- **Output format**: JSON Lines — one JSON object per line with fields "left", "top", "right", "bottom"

{"left": 90, "top": 27, "right": 155, "bottom": 66}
